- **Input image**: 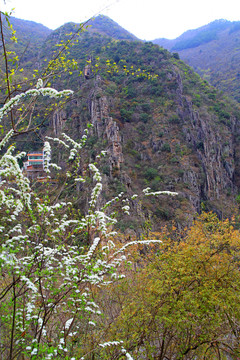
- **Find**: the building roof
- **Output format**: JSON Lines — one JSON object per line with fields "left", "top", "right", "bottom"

{"left": 27, "top": 153, "right": 43, "bottom": 156}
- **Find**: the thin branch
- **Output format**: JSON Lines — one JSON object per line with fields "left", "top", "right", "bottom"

{"left": 0, "top": 11, "right": 15, "bottom": 131}
{"left": 9, "top": 274, "right": 16, "bottom": 360}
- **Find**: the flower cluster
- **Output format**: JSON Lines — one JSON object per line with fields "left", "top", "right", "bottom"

{"left": 43, "top": 141, "right": 51, "bottom": 173}
{"left": 0, "top": 81, "right": 73, "bottom": 123}
{"left": 143, "top": 187, "right": 178, "bottom": 197}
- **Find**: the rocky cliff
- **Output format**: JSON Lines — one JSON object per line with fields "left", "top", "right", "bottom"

{"left": 16, "top": 24, "right": 240, "bottom": 229}
{"left": 50, "top": 62, "right": 240, "bottom": 229}
{"left": 90, "top": 76, "right": 124, "bottom": 176}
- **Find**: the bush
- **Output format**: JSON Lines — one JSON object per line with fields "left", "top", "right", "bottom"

{"left": 141, "top": 103, "right": 151, "bottom": 112}
{"left": 161, "top": 143, "right": 171, "bottom": 152}
{"left": 168, "top": 114, "right": 180, "bottom": 124}
{"left": 120, "top": 108, "right": 133, "bottom": 122}
{"left": 144, "top": 167, "right": 158, "bottom": 180}
{"left": 172, "top": 52, "right": 180, "bottom": 59}
{"left": 140, "top": 113, "right": 150, "bottom": 123}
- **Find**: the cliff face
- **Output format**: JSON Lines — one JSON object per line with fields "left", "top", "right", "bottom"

{"left": 75, "top": 75, "right": 238, "bottom": 225}
{"left": 174, "top": 68, "right": 236, "bottom": 211}
{"left": 52, "top": 109, "right": 67, "bottom": 136}
{"left": 180, "top": 98, "right": 235, "bottom": 200}
{"left": 45, "top": 37, "right": 240, "bottom": 228}
{"left": 90, "top": 76, "right": 123, "bottom": 176}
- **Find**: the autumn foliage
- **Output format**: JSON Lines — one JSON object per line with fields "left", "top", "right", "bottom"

{"left": 98, "top": 213, "right": 240, "bottom": 359}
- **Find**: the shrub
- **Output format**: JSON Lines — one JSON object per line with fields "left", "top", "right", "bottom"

{"left": 144, "top": 167, "right": 158, "bottom": 180}
{"left": 161, "top": 143, "right": 171, "bottom": 152}
{"left": 141, "top": 103, "right": 151, "bottom": 112}
{"left": 168, "top": 114, "right": 180, "bottom": 124}
{"left": 140, "top": 113, "right": 150, "bottom": 123}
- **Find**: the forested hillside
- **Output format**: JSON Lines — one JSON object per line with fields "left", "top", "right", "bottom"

{"left": 1, "top": 16, "right": 240, "bottom": 229}
{"left": 0, "top": 16, "right": 51, "bottom": 69}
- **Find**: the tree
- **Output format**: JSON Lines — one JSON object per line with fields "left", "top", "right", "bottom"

{"left": 0, "top": 12, "right": 179, "bottom": 358}
{"left": 0, "top": 81, "right": 171, "bottom": 359}
{"left": 101, "top": 213, "right": 240, "bottom": 359}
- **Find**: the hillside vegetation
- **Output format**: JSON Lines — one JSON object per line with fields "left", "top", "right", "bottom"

{"left": 2, "top": 16, "right": 240, "bottom": 230}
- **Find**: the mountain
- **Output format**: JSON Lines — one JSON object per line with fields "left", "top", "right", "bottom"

{"left": 0, "top": 15, "right": 137, "bottom": 74}
{"left": 2, "top": 15, "right": 240, "bottom": 230}
{"left": 9, "top": 16, "right": 52, "bottom": 41}
{"left": 152, "top": 19, "right": 240, "bottom": 102}
{"left": 39, "top": 15, "right": 138, "bottom": 62}
{"left": 86, "top": 15, "right": 138, "bottom": 40}
{"left": 2, "top": 17, "right": 52, "bottom": 64}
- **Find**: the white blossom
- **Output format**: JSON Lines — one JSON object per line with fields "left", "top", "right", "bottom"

{"left": 0, "top": 87, "right": 73, "bottom": 122}
{"left": 65, "top": 318, "right": 73, "bottom": 330}
{"left": 31, "top": 348, "right": 38, "bottom": 355}
{"left": 36, "top": 78, "right": 43, "bottom": 88}
{"left": 43, "top": 141, "right": 51, "bottom": 173}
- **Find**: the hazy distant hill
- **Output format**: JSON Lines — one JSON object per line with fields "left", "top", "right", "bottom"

{"left": 10, "top": 17, "right": 52, "bottom": 40}
{"left": 152, "top": 19, "right": 240, "bottom": 102}
{"left": 3, "top": 17, "right": 52, "bottom": 64}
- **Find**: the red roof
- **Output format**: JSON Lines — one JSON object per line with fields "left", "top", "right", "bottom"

{"left": 27, "top": 153, "right": 43, "bottom": 156}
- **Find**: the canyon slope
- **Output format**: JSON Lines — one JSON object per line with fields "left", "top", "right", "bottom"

{"left": 2, "top": 15, "right": 240, "bottom": 230}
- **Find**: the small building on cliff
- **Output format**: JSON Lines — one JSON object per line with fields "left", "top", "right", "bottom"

{"left": 23, "top": 151, "right": 47, "bottom": 180}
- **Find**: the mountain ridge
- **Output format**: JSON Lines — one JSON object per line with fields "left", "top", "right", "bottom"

{"left": 152, "top": 19, "right": 240, "bottom": 102}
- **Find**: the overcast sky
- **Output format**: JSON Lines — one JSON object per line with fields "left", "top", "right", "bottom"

{"left": 2, "top": 0, "right": 240, "bottom": 40}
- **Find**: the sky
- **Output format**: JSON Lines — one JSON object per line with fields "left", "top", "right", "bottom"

{"left": 2, "top": 0, "right": 240, "bottom": 40}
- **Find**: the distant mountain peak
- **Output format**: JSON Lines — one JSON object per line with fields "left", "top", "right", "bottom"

{"left": 85, "top": 14, "right": 138, "bottom": 41}
{"left": 152, "top": 19, "right": 240, "bottom": 102}
{"left": 8, "top": 16, "right": 52, "bottom": 37}
{"left": 153, "top": 18, "right": 235, "bottom": 45}
{"left": 43, "top": 14, "right": 138, "bottom": 42}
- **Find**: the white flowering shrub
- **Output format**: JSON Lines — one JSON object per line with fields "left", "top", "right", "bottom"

{"left": 0, "top": 81, "right": 177, "bottom": 359}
